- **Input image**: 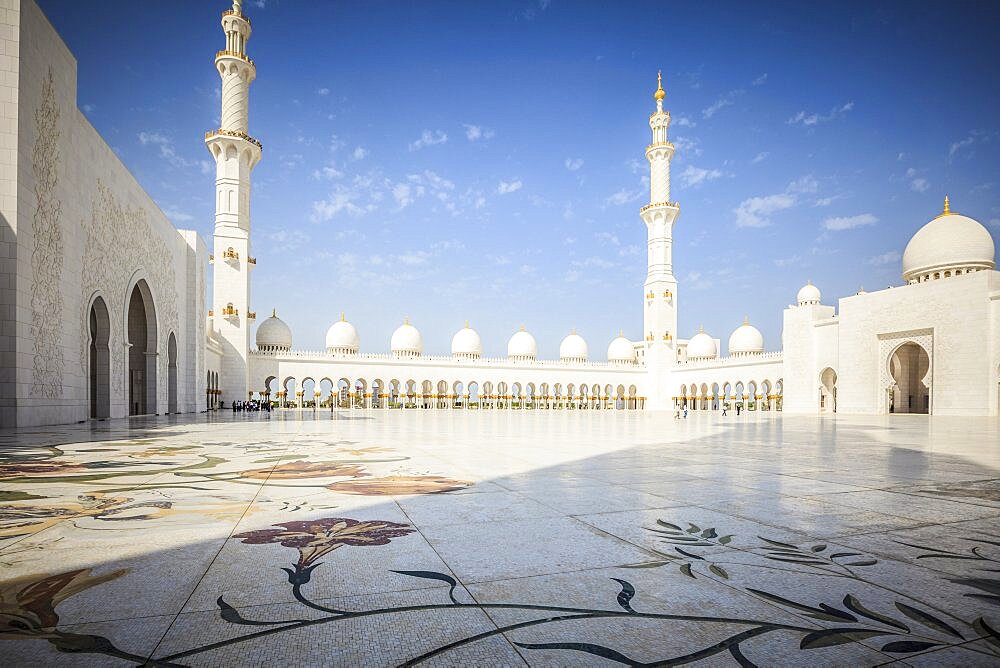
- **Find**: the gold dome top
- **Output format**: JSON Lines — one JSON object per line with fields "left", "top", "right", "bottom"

{"left": 654, "top": 70, "right": 665, "bottom": 101}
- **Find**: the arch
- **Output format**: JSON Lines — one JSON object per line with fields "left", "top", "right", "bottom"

{"left": 678, "top": 384, "right": 687, "bottom": 409}
{"left": 468, "top": 381, "right": 480, "bottom": 407}
{"left": 481, "top": 381, "right": 493, "bottom": 409}
{"left": 711, "top": 382, "right": 720, "bottom": 410}
{"left": 453, "top": 381, "right": 464, "bottom": 408}
{"left": 421, "top": 380, "right": 433, "bottom": 408}
{"left": 761, "top": 380, "right": 772, "bottom": 411}
{"left": 748, "top": 381, "right": 758, "bottom": 411}
{"left": 126, "top": 280, "right": 158, "bottom": 415}
{"left": 819, "top": 367, "right": 837, "bottom": 414}
{"left": 349, "top": 378, "right": 362, "bottom": 408}
{"left": 301, "top": 377, "right": 317, "bottom": 408}
{"left": 699, "top": 383, "right": 709, "bottom": 411}
{"left": 734, "top": 382, "right": 745, "bottom": 411}
{"left": 887, "top": 342, "right": 930, "bottom": 414}
{"left": 167, "top": 332, "right": 178, "bottom": 413}
{"left": 87, "top": 295, "right": 111, "bottom": 419}
{"left": 283, "top": 376, "right": 298, "bottom": 408}
{"left": 372, "top": 378, "right": 385, "bottom": 408}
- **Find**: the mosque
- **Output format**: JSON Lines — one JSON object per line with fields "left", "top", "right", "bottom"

{"left": 2, "top": 0, "right": 998, "bottom": 427}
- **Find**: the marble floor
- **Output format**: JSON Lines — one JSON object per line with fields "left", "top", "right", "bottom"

{"left": 1, "top": 410, "right": 999, "bottom": 666}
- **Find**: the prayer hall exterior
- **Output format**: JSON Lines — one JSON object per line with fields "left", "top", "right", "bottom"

{"left": 2, "top": 0, "right": 997, "bottom": 427}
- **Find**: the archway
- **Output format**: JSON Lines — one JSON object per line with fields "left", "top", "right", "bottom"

{"left": 88, "top": 296, "right": 111, "bottom": 419}
{"left": 167, "top": 332, "right": 178, "bottom": 413}
{"left": 888, "top": 343, "right": 930, "bottom": 414}
{"left": 819, "top": 368, "right": 837, "bottom": 413}
{"left": 127, "top": 281, "right": 157, "bottom": 415}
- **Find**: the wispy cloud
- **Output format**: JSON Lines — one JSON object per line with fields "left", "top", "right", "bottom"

{"left": 672, "top": 136, "right": 702, "bottom": 158}
{"left": 310, "top": 186, "right": 364, "bottom": 222}
{"left": 787, "top": 101, "right": 854, "bottom": 127}
{"left": 823, "top": 213, "right": 878, "bottom": 231}
{"left": 162, "top": 205, "right": 193, "bottom": 224}
{"left": 564, "top": 157, "right": 584, "bottom": 171}
{"left": 518, "top": 0, "right": 551, "bottom": 21}
{"left": 868, "top": 250, "right": 900, "bottom": 265}
{"left": 733, "top": 175, "right": 817, "bottom": 228}
{"left": 702, "top": 88, "right": 743, "bottom": 119}
{"left": 751, "top": 151, "right": 769, "bottom": 164}
{"left": 311, "top": 165, "right": 343, "bottom": 180}
{"left": 949, "top": 135, "right": 975, "bottom": 159}
{"left": 139, "top": 131, "right": 212, "bottom": 174}
{"left": 408, "top": 129, "right": 448, "bottom": 151}
{"left": 352, "top": 146, "right": 368, "bottom": 160}
{"left": 752, "top": 73, "right": 768, "bottom": 86}
{"left": 497, "top": 179, "right": 523, "bottom": 194}
{"left": 604, "top": 188, "right": 643, "bottom": 206}
{"left": 679, "top": 165, "right": 722, "bottom": 187}
{"left": 464, "top": 124, "right": 495, "bottom": 141}
{"left": 673, "top": 116, "right": 696, "bottom": 128}
{"left": 316, "top": 87, "right": 330, "bottom": 96}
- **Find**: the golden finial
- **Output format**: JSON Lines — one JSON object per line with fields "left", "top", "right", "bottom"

{"left": 943, "top": 195, "right": 950, "bottom": 216}
{"left": 699, "top": 324, "right": 704, "bottom": 334}
{"left": 404, "top": 316, "right": 410, "bottom": 325}
{"left": 743, "top": 315, "right": 749, "bottom": 326}
{"left": 571, "top": 327, "right": 577, "bottom": 335}
{"left": 519, "top": 323, "right": 525, "bottom": 332}
{"left": 340, "top": 311, "right": 345, "bottom": 321}
{"left": 807, "top": 279, "right": 811, "bottom": 285}
{"left": 465, "top": 319, "right": 469, "bottom": 328}
{"left": 654, "top": 70, "right": 665, "bottom": 102}
{"left": 271, "top": 308, "right": 276, "bottom": 318}
{"left": 619, "top": 328, "right": 624, "bottom": 337}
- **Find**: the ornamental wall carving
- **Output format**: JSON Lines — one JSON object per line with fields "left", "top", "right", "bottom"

{"left": 30, "top": 68, "right": 65, "bottom": 399}
{"left": 877, "top": 328, "right": 933, "bottom": 390}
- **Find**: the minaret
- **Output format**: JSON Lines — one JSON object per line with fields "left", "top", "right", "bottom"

{"left": 641, "top": 72, "right": 679, "bottom": 410}
{"left": 206, "top": 0, "right": 262, "bottom": 404}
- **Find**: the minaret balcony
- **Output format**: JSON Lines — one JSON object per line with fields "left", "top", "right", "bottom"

{"left": 222, "top": 9, "right": 252, "bottom": 26}
{"left": 205, "top": 129, "right": 263, "bottom": 151}
{"left": 247, "top": 256, "right": 257, "bottom": 265}
{"left": 639, "top": 200, "right": 679, "bottom": 214}
{"left": 215, "top": 50, "right": 255, "bottom": 68}
{"left": 247, "top": 311, "right": 257, "bottom": 320}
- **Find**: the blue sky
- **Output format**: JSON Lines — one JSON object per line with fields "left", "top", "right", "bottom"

{"left": 40, "top": 0, "right": 1000, "bottom": 357}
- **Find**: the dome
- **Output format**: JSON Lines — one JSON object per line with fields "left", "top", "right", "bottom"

{"left": 390, "top": 319, "right": 422, "bottom": 357}
{"left": 797, "top": 281, "right": 821, "bottom": 306}
{"left": 256, "top": 310, "right": 292, "bottom": 351}
{"left": 607, "top": 333, "right": 636, "bottom": 364}
{"left": 902, "top": 197, "right": 995, "bottom": 282}
{"left": 687, "top": 327, "right": 717, "bottom": 360}
{"left": 728, "top": 318, "right": 764, "bottom": 356}
{"left": 325, "top": 313, "right": 359, "bottom": 354}
{"left": 507, "top": 326, "right": 537, "bottom": 360}
{"left": 559, "top": 331, "right": 588, "bottom": 362}
{"left": 451, "top": 322, "right": 482, "bottom": 359}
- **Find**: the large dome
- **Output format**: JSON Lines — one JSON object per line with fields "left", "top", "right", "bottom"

{"left": 607, "top": 333, "right": 636, "bottom": 364}
{"left": 256, "top": 310, "right": 292, "bottom": 351}
{"left": 390, "top": 319, "right": 422, "bottom": 357}
{"left": 687, "top": 327, "right": 717, "bottom": 360}
{"left": 507, "top": 327, "right": 537, "bottom": 360}
{"left": 559, "top": 331, "right": 588, "bottom": 362}
{"left": 728, "top": 318, "right": 764, "bottom": 356}
{"left": 797, "top": 281, "right": 821, "bottom": 306}
{"left": 902, "top": 198, "right": 995, "bottom": 282}
{"left": 451, "top": 323, "right": 482, "bottom": 358}
{"left": 325, "top": 314, "right": 359, "bottom": 353}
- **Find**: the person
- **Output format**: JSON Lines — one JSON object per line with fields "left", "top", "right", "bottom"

{"left": 736, "top": 404, "right": 741, "bottom": 416}
{"left": 683, "top": 407, "right": 688, "bottom": 419}
{"left": 674, "top": 407, "right": 681, "bottom": 419}
{"left": 721, "top": 405, "right": 727, "bottom": 417}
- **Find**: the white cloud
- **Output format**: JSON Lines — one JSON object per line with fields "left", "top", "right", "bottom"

{"left": 497, "top": 179, "right": 523, "bottom": 194}
{"left": 702, "top": 89, "right": 742, "bottom": 119}
{"left": 310, "top": 188, "right": 363, "bottom": 222}
{"left": 823, "top": 213, "right": 878, "bottom": 231}
{"left": 408, "top": 129, "right": 448, "bottom": 151}
{"left": 396, "top": 250, "right": 431, "bottom": 266}
{"left": 316, "top": 87, "right": 330, "bottom": 96}
{"left": 162, "top": 206, "right": 193, "bottom": 223}
{"left": 672, "top": 136, "right": 702, "bottom": 157}
{"left": 673, "top": 116, "right": 696, "bottom": 128}
{"left": 604, "top": 188, "right": 643, "bottom": 206}
{"left": 949, "top": 135, "right": 975, "bottom": 158}
{"left": 138, "top": 131, "right": 208, "bottom": 173}
{"left": 814, "top": 195, "right": 841, "bottom": 207}
{"left": 752, "top": 73, "right": 768, "bottom": 86}
{"left": 464, "top": 124, "right": 495, "bottom": 141}
{"left": 311, "top": 165, "right": 343, "bottom": 180}
{"left": 82, "top": 103, "right": 96, "bottom": 114}
{"left": 787, "top": 101, "right": 854, "bottom": 127}
{"left": 564, "top": 269, "right": 581, "bottom": 283}
{"left": 910, "top": 177, "right": 930, "bottom": 192}
{"left": 734, "top": 193, "right": 795, "bottom": 228}
{"left": 474, "top": 196, "right": 486, "bottom": 209}
{"left": 787, "top": 175, "right": 819, "bottom": 194}
{"left": 573, "top": 256, "right": 615, "bottom": 269}
{"left": 264, "top": 228, "right": 309, "bottom": 253}
{"left": 618, "top": 244, "right": 641, "bottom": 257}
{"left": 868, "top": 250, "right": 900, "bottom": 265}
{"left": 352, "top": 146, "right": 368, "bottom": 160}
{"left": 564, "top": 157, "right": 584, "bottom": 171}
{"left": 392, "top": 183, "right": 414, "bottom": 208}
{"left": 595, "top": 232, "right": 620, "bottom": 246}
{"left": 679, "top": 165, "right": 722, "bottom": 187}
{"left": 773, "top": 255, "right": 802, "bottom": 268}
{"left": 751, "top": 151, "right": 769, "bottom": 164}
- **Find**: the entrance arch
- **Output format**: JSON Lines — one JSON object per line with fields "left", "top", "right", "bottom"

{"left": 888, "top": 342, "right": 930, "bottom": 414}
{"left": 88, "top": 296, "right": 111, "bottom": 419}
{"left": 126, "top": 280, "right": 157, "bottom": 415}
{"left": 819, "top": 367, "right": 837, "bottom": 414}
{"left": 167, "top": 332, "right": 178, "bottom": 413}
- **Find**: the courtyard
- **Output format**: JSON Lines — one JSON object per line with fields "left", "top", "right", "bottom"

{"left": 1, "top": 411, "right": 999, "bottom": 666}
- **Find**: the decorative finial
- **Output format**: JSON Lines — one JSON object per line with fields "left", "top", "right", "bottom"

{"left": 571, "top": 327, "right": 576, "bottom": 335}
{"left": 619, "top": 328, "right": 624, "bottom": 337}
{"left": 654, "top": 70, "right": 665, "bottom": 102}
{"left": 341, "top": 311, "right": 345, "bottom": 322}
{"left": 519, "top": 323, "right": 525, "bottom": 332}
{"left": 405, "top": 316, "right": 410, "bottom": 326}
{"left": 807, "top": 279, "right": 811, "bottom": 285}
{"left": 743, "top": 315, "right": 749, "bottom": 325}
{"left": 465, "top": 319, "right": 469, "bottom": 328}
{"left": 699, "top": 324, "right": 704, "bottom": 334}
{"left": 271, "top": 308, "right": 276, "bottom": 318}
{"left": 943, "top": 195, "right": 951, "bottom": 216}
{"left": 233, "top": 0, "right": 242, "bottom": 14}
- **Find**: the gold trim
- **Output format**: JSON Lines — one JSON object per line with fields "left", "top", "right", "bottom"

{"left": 205, "top": 129, "right": 263, "bottom": 151}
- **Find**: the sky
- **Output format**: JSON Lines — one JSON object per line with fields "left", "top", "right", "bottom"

{"left": 39, "top": 0, "right": 1000, "bottom": 358}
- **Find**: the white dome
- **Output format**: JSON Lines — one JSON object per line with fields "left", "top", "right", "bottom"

{"left": 902, "top": 198, "right": 995, "bottom": 282}
{"left": 729, "top": 319, "right": 764, "bottom": 356}
{"left": 687, "top": 328, "right": 717, "bottom": 360}
{"left": 451, "top": 323, "right": 482, "bottom": 358}
{"left": 390, "top": 320, "right": 423, "bottom": 357}
{"left": 256, "top": 310, "right": 292, "bottom": 350}
{"left": 607, "top": 334, "right": 636, "bottom": 364}
{"left": 559, "top": 331, "right": 588, "bottom": 362}
{"left": 797, "top": 281, "right": 821, "bottom": 306}
{"left": 507, "top": 327, "right": 537, "bottom": 360}
{"left": 325, "top": 315, "right": 359, "bottom": 353}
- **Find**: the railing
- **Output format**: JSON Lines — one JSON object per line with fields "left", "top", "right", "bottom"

{"left": 679, "top": 351, "right": 784, "bottom": 369}
{"left": 205, "top": 129, "right": 263, "bottom": 151}
{"left": 645, "top": 141, "right": 674, "bottom": 152}
{"left": 640, "top": 200, "right": 679, "bottom": 213}
{"left": 248, "top": 348, "right": 645, "bottom": 370}
{"left": 221, "top": 9, "right": 251, "bottom": 25}
{"left": 215, "top": 50, "right": 255, "bottom": 67}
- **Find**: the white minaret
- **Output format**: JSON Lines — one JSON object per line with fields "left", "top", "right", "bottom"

{"left": 641, "top": 72, "right": 679, "bottom": 409}
{"left": 207, "top": 0, "right": 262, "bottom": 405}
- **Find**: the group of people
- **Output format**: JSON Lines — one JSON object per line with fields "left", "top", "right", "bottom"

{"left": 229, "top": 400, "right": 270, "bottom": 413}
{"left": 674, "top": 404, "right": 743, "bottom": 418}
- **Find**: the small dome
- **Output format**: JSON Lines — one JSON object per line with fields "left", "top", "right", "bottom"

{"left": 728, "top": 318, "right": 764, "bottom": 356}
{"left": 451, "top": 322, "right": 482, "bottom": 358}
{"left": 507, "top": 326, "right": 537, "bottom": 360}
{"left": 797, "top": 281, "right": 821, "bottom": 306}
{"left": 325, "top": 313, "right": 359, "bottom": 353}
{"left": 559, "top": 331, "right": 588, "bottom": 362}
{"left": 902, "top": 197, "right": 995, "bottom": 282}
{"left": 256, "top": 310, "right": 292, "bottom": 351}
{"left": 607, "top": 333, "right": 636, "bottom": 364}
{"left": 687, "top": 327, "right": 717, "bottom": 360}
{"left": 390, "top": 319, "right": 422, "bottom": 357}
